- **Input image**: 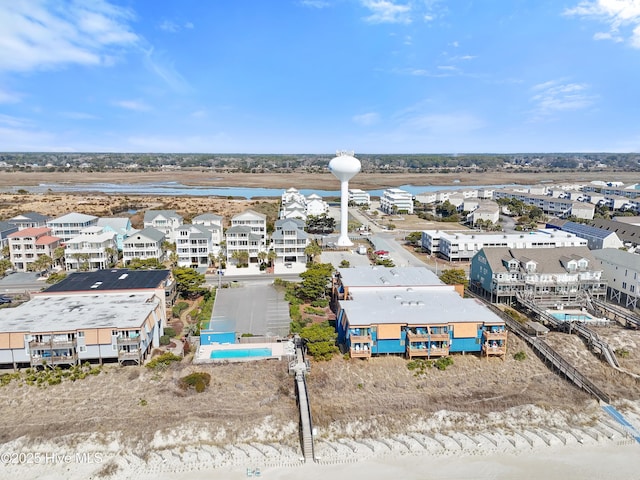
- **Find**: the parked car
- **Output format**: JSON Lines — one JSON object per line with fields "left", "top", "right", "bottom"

{"left": 0, "top": 296, "right": 12, "bottom": 304}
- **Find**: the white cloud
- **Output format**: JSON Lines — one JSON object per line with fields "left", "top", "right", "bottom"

{"left": 0, "top": 114, "right": 31, "bottom": 128}
{"left": 361, "top": 1, "right": 412, "bottom": 24}
{"left": 300, "top": 0, "right": 331, "bottom": 8}
{"left": 352, "top": 112, "right": 381, "bottom": 126}
{"left": 565, "top": 0, "right": 640, "bottom": 48}
{"left": 60, "top": 111, "right": 99, "bottom": 120}
{"left": 190, "top": 110, "right": 208, "bottom": 119}
{"left": 159, "top": 20, "right": 195, "bottom": 32}
{"left": 143, "top": 48, "right": 192, "bottom": 93}
{"left": 530, "top": 80, "right": 597, "bottom": 117}
{"left": 112, "top": 100, "right": 151, "bottom": 112}
{"left": 0, "top": 0, "right": 139, "bottom": 72}
{"left": 0, "top": 87, "right": 22, "bottom": 104}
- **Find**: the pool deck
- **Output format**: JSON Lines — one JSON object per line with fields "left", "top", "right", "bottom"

{"left": 194, "top": 340, "right": 296, "bottom": 364}
{"left": 545, "top": 308, "right": 609, "bottom": 324}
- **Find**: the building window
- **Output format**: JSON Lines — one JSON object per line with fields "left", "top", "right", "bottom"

{"left": 78, "top": 345, "right": 87, "bottom": 353}
{"left": 112, "top": 330, "right": 118, "bottom": 336}
{"left": 77, "top": 331, "right": 84, "bottom": 338}
{"left": 622, "top": 282, "right": 627, "bottom": 289}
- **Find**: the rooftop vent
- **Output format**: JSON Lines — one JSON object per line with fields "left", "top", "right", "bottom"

{"left": 118, "top": 274, "right": 129, "bottom": 280}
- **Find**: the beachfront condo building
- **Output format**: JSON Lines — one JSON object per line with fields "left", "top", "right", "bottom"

{"left": 192, "top": 213, "right": 224, "bottom": 247}
{"left": 226, "top": 210, "right": 267, "bottom": 265}
{"left": 8, "top": 212, "right": 51, "bottom": 231}
{"left": 176, "top": 224, "right": 216, "bottom": 268}
{"left": 331, "top": 266, "right": 507, "bottom": 360}
{"left": 469, "top": 246, "right": 607, "bottom": 306}
{"left": 592, "top": 248, "right": 640, "bottom": 310}
{"left": 348, "top": 189, "right": 371, "bottom": 206}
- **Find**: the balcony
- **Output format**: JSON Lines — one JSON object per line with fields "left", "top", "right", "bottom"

{"left": 29, "top": 338, "right": 77, "bottom": 350}
{"left": 350, "top": 346, "right": 371, "bottom": 358}
{"left": 407, "top": 345, "right": 449, "bottom": 358}
{"left": 482, "top": 344, "right": 507, "bottom": 356}
{"left": 117, "top": 336, "right": 141, "bottom": 346}
{"left": 118, "top": 350, "right": 142, "bottom": 362}
{"left": 482, "top": 330, "right": 507, "bottom": 342}
{"left": 350, "top": 334, "right": 371, "bottom": 344}
{"left": 31, "top": 352, "right": 78, "bottom": 367}
{"left": 406, "top": 329, "right": 449, "bottom": 342}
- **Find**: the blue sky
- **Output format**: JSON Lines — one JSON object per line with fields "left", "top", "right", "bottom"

{"left": 1, "top": 0, "right": 639, "bottom": 154}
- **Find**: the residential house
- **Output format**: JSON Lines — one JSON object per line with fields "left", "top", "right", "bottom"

{"left": 64, "top": 227, "right": 118, "bottom": 271}
{"left": 271, "top": 218, "right": 309, "bottom": 265}
{"left": 46, "top": 212, "right": 99, "bottom": 243}
{"left": 305, "top": 193, "right": 329, "bottom": 216}
{"left": 97, "top": 217, "right": 133, "bottom": 251}
{"left": 143, "top": 210, "right": 183, "bottom": 243}
{"left": 8, "top": 227, "right": 62, "bottom": 272}
{"left": 8, "top": 212, "right": 51, "bottom": 230}
{"left": 226, "top": 210, "right": 267, "bottom": 265}
{"left": 192, "top": 213, "right": 223, "bottom": 249}
{"left": 122, "top": 227, "right": 166, "bottom": 266}
{"left": 469, "top": 246, "right": 607, "bottom": 306}
{"left": 176, "top": 224, "right": 214, "bottom": 268}
{"left": 332, "top": 266, "right": 506, "bottom": 360}
{"left": 0, "top": 221, "right": 18, "bottom": 254}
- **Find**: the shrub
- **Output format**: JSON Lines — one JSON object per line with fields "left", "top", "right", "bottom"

{"left": 146, "top": 352, "right": 181, "bottom": 369}
{"left": 304, "top": 306, "right": 325, "bottom": 315}
{"left": 172, "top": 301, "right": 189, "bottom": 318}
{"left": 164, "top": 327, "right": 177, "bottom": 338}
{"left": 178, "top": 372, "right": 211, "bottom": 393}
{"left": 513, "top": 351, "right": 527, "bottom": 361}
{"left": 310, "top": 298, "right": 329, "bottom": 308}
{"left": 159, "top": 335, "right": 170, "bottom": 346}
{"left": 615, "top": 348, "right": 630, "bottom": 359}
{"left": 434, "top": 356, "right": 453, "bottom": 371}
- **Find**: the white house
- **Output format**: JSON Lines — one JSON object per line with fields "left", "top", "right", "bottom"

{"left": 192, "top": 213, "right": 224, "bottom": 248}
{"left": 143, "top": 210, "right": 183, "bottom": 243}
{"left": 306, "top": 194, "right": 329, "bottom": 216}
{"left": 47, "top": 212, "right": 99, "bottom": 243}
{"left": 272, "top": 218, "right": 309, "bottom": 265}
{"left": 226, "top": 210, "right": 267, "bottom": 264}
{"left": 64, "top": 227, "right": 118, "bottom": 271}
{"left": 592, "top": 248, "right": 640, "bottom": 309}
{"left": 122, "top": 228, "right": 166, "bottom": 265}
{"left": 176, "top": 224, "right": 215, "bottom": 268}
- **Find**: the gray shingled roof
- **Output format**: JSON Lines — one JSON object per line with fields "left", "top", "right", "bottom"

{"left": 481, "top": 246, "right": 596, "bottom": 274}
{"left": 124, "top": 227, "right": 166, "bottom": 243}
{"left": 592, "top": 248, "right": 640, "bottom": 271}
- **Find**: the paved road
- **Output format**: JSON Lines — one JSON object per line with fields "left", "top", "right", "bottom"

{"left": 0, "top": 272, "right": 48, "bottom": 294}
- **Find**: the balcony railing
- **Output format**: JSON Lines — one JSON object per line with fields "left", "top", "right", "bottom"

{"left": 349, "top": 334, "right": 371, "bottom": 344}
{"left": 406, "top": 331, "right": 449, "bottom": 342}
{"left": 118, "top": 350, "right": 142, "bottom": 361}
{"left": 407, "top": 346, "right": 449, "bottom": 358}
{"left": 117, "top": 336, "right": 141, "bottom": 346}
{"left": 482, "top": 331, "right": 507, "bottom": 341}
{"left": 483, "top": 345, "right": 507, "bottom": 356}
{"left": 350, "top": 347, "right": 371, "bottom": 358}
{"left": 29, "top": 339, "right": 77, "bottom": 349}
{"left": 31, "top": 353, "right": 78, "bottom": 366}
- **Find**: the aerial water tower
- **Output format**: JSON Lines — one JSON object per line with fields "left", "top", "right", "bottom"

{"left": 328, "top": 150, "right": 361, "bottom": 247}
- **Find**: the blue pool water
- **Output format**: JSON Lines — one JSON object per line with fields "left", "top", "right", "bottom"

{"left": 210, "top": 348, "right": 272, "bottom": 359}
{"left": 549, "top": 312, "right": 591, "bottom": 322}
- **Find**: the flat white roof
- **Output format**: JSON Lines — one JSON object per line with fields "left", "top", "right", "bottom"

{"left": 337, "top": 266, "right": 442, "bottom": 287}
{"left": 0, "top": 293, "right": 160, "bottom": 333}
{"left": 341, "top": 289, "right": 503, "bottom": 327}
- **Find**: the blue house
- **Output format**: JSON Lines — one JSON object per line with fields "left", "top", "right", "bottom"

{"left": 97, "top": 217, "right": 133, "bottom": 251}
{"left": 332, "top": 266, "right": 507, "bottom": 359}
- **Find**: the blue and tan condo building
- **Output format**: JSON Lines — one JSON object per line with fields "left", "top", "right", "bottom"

{"left": 332, "top": 266, "right": 506, "bottom": 359}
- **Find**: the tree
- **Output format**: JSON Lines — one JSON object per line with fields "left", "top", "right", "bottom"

{"left": 127, "top": 258, "right": 164, "bottom": 270}
{"left": 257, "top": 250, "right": 267, "bottom": 264}
{"left": 231, "top": 250, "right": 249, "bottom": 267}
{"left": 439, "top": 268, "right": 469, "bottom": 288}
{"left": 104, "top": 247, "right": 118, "bottom": 268}
{"left": 298, "top": 263, "right": 333, "bottom": 302}
{"left": 304, "top": 241, "right": 322, "bottom": 263}
{"left": 32, "top": 254, "right": 53, "bottom": 273}
{"left": 299, "top": 321, "right": 338, "bottom": 361}
{"left": 267, "top": 249, "right": 277, "bottom": 267}
{"left": 173, "top": 267, "right": 206, "bottom": 298}
{"left": 46, "top": 272, "right": 67, "bottom": 284}
{"left": 70, "top": 253, "right": 90, "bottom": 271}
{"left": 53, "top": 246, "right": 65, "bottom": 268}
{"left": 306, "top": 214, "right": 336, "bottom": 234}
{"left": 405, "top": 231, "right": 422, "bottom": 246}
{"left": 0, "top": 259, "right": 12, "bottom": 277}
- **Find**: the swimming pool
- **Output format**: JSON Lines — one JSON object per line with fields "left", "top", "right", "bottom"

{"left": 210, "top": 348, "right": 272, "bottom": 359}
{"left": 549, "top": 312, "right": 592, "bottom": 322}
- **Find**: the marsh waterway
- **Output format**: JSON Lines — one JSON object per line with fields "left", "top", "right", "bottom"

{"left": 3, "top": 182, "right": 515, "bottom": 199}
